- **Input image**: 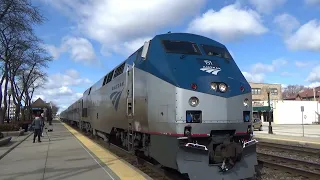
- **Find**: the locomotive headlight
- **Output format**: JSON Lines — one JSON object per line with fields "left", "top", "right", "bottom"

{"left": 189, "top": 97, "right": 199, "bottom": 107}
{"left": 218, "top": 83, "right": 228, "bottom": 92}
{"left": 210, "top": 82, "right": 217, "bottom": 91}
{"left": 243, "top": 98, "right": 249, "bottom": 107}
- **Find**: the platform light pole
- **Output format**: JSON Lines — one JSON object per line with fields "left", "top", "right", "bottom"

{"left": 266, "top": 88, "right": 273, "bottom": 134}
{"left": 7, "top": 88, "right": 12, "bottom": 123}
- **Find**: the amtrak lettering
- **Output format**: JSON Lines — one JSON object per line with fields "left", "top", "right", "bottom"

{"left": 112, "top": 82, "right": 124, "bottom": 90}
{"left": 198, "top": 59, "right": 221, "bottom": 75}
{"left": 110, "top": 81, "right": 125, "bottom": 111}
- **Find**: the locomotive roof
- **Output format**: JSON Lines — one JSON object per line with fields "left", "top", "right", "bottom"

{"left": 82, "top": 32, "right": 227, "bottom": 95}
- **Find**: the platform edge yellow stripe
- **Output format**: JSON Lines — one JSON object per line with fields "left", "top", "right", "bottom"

{"left": 62, "top": 122, "right": 147, "bottom": 180}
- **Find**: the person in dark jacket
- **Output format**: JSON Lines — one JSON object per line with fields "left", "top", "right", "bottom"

{"left": 31, "top": 115, "right": 43, "bottom": 143}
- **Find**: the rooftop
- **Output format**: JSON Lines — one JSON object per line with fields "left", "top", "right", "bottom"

{"left": 283, "top": 86, "right": 320, "bottom": 100}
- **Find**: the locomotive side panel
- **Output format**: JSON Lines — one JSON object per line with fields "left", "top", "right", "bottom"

{"left": 93, "top": 66, "right": 149, "bottom": 134}
{"left": 94, "top": 84, "right": 110, "bottom": 132}
{"left": 75, "top": 100, "right": 81, "bottom": 123}
{"left": 87, "top": 92, "right": 93, "bottom": 125}
{"left": 145, "top": 71, "right": 179, "bottom": 169}
{"left": 145, "top": 70, "right": 177, "bottom": 132}
{"left": 82, "top": 92, "right": 90, "bottom": 123}
{"left": 93, "top": 71, "right": 127, "bottom": 134}
{"left": 90, "top": 88, "right": 99, "bottom": 131}
{"left": 132, "top": 67, "right": 149, "bottom": 132}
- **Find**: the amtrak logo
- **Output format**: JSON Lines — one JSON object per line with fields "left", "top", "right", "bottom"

{"left": 200, "top": 60, "right": 221, "bottom": 75}
{"left": 109, "top": 88, "right": 124, "bottom": 111}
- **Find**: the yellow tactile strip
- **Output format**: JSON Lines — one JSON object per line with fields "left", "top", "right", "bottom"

{"left": 62, "top": 122, "right": 147, "bottom": 180}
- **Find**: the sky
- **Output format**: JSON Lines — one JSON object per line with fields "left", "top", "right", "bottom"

{"left": 31, "top": 0, "right": 320, "bottom": 113}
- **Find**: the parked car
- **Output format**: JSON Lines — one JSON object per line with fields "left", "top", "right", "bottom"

{"left": 253, "top": 118, "right": 263, "bottom": 131}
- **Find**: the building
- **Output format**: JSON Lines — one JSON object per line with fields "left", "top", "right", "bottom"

{"left": 250, "top": 82, "right": 282, "bottom": 101}
{"left": 284, "top": 86, "right": 320, "bottom": 102}
{"left": 8, "top": 99, "right": 16, "bottom": 119}
{"left": 1, "top": 99, "right": 16, "bottom": 120}
{"left": 31, "top": 98, "right": 53, "bottom": 123}
{"left": 249, "top": 83, "right": 282, "bottom": 122}
{"left": 272, "top": 100, "right": 319, "bottom": 124}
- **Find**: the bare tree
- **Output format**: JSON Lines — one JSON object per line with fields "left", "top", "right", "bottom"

{"left": 0, "top": 0, "right": 43, "bottom": 23}
{"left": 0, "top": 0, "right": 45, "bottom": 123}
{"left": 50, "top": 102, "right": 59, "bottom": 116}
{"left": 7, "top": 37, "right": 38, "bottom": 119}
{"left": 13, "top": 48, "right": 51, "bottom": 121}
{"left": 282, "top": 85, "right": 306, "bottom": 98}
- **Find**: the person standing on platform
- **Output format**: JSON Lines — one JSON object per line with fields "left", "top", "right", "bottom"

{"left": 31, "top": 113, "right": 43, "bottom": 143}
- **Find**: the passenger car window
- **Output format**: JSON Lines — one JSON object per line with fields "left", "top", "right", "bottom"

{"left": 162, "top": 40, "right": 202, "bottom": 55}
{"left": 201, "top": 44, "right": 231, "bottom": 59}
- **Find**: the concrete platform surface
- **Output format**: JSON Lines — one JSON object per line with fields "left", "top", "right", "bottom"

{"left": 0, "top": 132, "right": 32, "bottom": 159}
{"left": 255, "top": 122, "right": 320, "bottom": 138}
{"left": 0, "top": 121, "right": 149, "bottom": 180}
{"left": 253, "top": 123, "right": 320, "bottom": 149}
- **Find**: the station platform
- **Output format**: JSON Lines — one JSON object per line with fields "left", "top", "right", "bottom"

{"left": 253, "top": 122, "right": 320, "bottom": 149}
{"left": 0, "top": 120, "right": 150, "bottom": 180}
{"left": 253, "top": 133, "right": 320, "bottom": 149}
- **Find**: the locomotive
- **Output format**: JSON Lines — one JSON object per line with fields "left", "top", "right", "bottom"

{"left": 61, "top": 32, "right": 258, "bottom": 180}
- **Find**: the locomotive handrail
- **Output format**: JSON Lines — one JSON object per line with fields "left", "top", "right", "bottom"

{"left": 185, "top": 142, "right": 208, "bottom": 151}
{"left": 132, "top": 62, "right": 135, "bottom": 116}
{"left": 243, "top": 139, "right": 258, "bottom": 148}
{"left": 125, "top": 65, "right": 129, "bottom": 116}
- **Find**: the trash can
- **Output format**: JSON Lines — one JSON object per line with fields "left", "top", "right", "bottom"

{"left": 23, "top": 123, "right": 29, "bottom": 132}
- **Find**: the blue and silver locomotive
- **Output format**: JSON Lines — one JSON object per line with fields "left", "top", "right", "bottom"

{"left": 61, "top": 32, "right": 258, "bottom": 180}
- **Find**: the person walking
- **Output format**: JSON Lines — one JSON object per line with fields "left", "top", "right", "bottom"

{"left": 31, "top": 114, "right": 43, "bottom": 143}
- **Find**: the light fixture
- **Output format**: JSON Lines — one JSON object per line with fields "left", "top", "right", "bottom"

{"left": 191, "top": 83, "right": 197, "bottom": 90}
{"left": 219, "top": 83, "right": 228, "bottom": 92}
{"left": 189, "top": 97, "right": 199, "bottom": 107}
{"left": 243, "top": 98, "right": 249, "bottom": 107}
{"left": 210, "top": 82, "right": 217, "bottom": 91}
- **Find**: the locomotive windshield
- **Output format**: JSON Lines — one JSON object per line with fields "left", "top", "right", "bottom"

{"left": 162, "top": 40, "right": 202, "bottom": 55}
{"left": 201, "top": 44, "right": 232, "bottom": 59}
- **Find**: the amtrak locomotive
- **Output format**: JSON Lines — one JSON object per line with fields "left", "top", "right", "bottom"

{"left": 61, "top": 32, "right": 258, "bottom": 180}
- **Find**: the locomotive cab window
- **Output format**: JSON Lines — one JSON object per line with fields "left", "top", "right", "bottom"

{"left": 162, "top": 40, "right": 202, "bottom": 55}
{"left": 105, "top": 70, "right": 114, "bottom": 84}
{"left": 201, "top": 44, "right": 232, "bottom": 59}
{"left": 113, "top": 63, "right": 125, "bottom": 78}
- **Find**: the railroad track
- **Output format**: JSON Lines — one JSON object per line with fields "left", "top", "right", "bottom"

{"left": 70, "top": 125, "right": 188, "bottom": 180}
{"left": 257, "top": 142, "right": 320, "bottom": 180}
{"left": 258, "top": 141, "right": 320, "bottom": 158}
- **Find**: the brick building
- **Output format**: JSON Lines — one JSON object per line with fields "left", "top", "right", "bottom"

{"left": 250, "top": 83, "right": 282, "bottom": 101}
{"left": 249, "top": 83, "right": 282, "bottom": 122}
